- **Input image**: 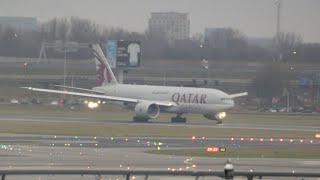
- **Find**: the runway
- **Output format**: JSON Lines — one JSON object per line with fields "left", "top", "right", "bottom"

{"left": 0, "top": 115, "right": 320, "bottom": 179}
{"left": 0, "top": 134, "right": 319, "bottom": 147}
{"left": 0, "top": 134, "right": 319, "bottom": 172}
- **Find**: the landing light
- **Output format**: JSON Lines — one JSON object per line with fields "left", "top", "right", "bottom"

{"left": 218, "top": 112, "right": 226, "bottom": 119}
{"left": 88, "top": 102, "right": 99, "bottom": 109}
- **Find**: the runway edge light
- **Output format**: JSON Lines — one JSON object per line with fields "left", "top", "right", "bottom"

{"left": 220, "top": 147, "right": 227, "bottom": 152}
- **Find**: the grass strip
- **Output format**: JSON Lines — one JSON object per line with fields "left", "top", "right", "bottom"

{"left": 0, "top": 105, "right": 320, "bottom": 126}
{"left": 0, "top": 120, "right": 316, "bottom": 138}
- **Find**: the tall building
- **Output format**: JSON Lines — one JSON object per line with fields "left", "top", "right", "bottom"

{"left": 149, "top": 12, "right": 190, "bottom": 43}
{"left": 0, "top": 17, "right": 37, "bottom": 31}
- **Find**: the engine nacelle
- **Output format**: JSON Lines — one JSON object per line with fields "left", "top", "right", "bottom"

{"left": 134, "top": 102, "right": 160, "bottom": 119}
{"left": 203, "top": 112, "right": 226, "bottom": 121}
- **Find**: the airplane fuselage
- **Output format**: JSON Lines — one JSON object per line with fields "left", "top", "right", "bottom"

{"left": 94, "top": 84, "right": 234, "bottom": 114}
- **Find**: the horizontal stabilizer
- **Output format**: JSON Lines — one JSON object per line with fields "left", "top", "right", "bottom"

{"left": 229, "top": 92, "right": 248, "bottom": 98}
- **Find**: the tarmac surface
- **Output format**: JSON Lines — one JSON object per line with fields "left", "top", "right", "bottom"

{"left": 0, "top": 115, "right": 320, "bottom": 179}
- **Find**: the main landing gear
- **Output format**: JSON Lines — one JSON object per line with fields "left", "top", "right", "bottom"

{"left": 216, "top": 120, "right": 223, "bottom": 125}
{"left": 133, "top": 116, "right": 149, "bottom": 123}
{"left": 171, "top": 113, "right": 187, "bottom": 123}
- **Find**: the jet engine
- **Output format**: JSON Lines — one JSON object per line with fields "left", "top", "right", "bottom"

{"left": 134, "top": 102, "right": 160, "bottom": 119}
{"left": 203, "top": 112, "right": 226, "bottom": 122}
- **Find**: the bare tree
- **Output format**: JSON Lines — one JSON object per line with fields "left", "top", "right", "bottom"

{"left": 69, "top": 17, "right": 101, "bottom": 42}
{"left": 0, "top": 27, "right": 21, "bottom": 56}
{"left": 204, "top": 28, "right": 248, "bottom": 60}
{"left": 276, "top": 32, "right": 303, "bottom": 61}
{"left": 252, "top": 63, "right": 296, "bottom": 102}
{"left": 56, "top": 18, "right": 69, "bottom": 41}
{"left": 39, "top": 17, "right": 58, "bottom": 41}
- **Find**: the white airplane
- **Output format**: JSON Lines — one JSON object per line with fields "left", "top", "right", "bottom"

{"left": 22, "top": 44, "right": 247, "bottom": 124}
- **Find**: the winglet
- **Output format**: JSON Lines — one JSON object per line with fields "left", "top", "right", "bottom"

{"left": 20, "top": 87, "right": 33, "bottom": 90}
{"left": 229, "top": 92, "right": 248, "bottom": 98}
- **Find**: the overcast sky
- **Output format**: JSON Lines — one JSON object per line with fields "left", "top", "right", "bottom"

{"left": 1, "top": 0, "right": 319, "bottom": 43}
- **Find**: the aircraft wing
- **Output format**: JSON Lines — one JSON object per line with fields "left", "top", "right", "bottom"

{"left": 54, "top": 85, "right": 104, "bottom": 94}
{"left": 21, "top": 87, "right": 175, "bottom": 107}
{"left": 229, "top": 92, "right": 248, "bottom": 98}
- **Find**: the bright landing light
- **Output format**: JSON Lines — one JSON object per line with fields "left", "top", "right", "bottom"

{"left": 87, "top": 102, "right": 99, "bottom": 109}
{"left": 218, "top": 112, "right": 226, "bottom": 119}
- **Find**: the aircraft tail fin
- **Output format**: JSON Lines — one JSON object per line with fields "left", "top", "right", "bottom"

{"left": 91, "top": 44, "right": 118, "bottom": 86}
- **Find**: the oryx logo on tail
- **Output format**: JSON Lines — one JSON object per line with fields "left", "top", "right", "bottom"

{"left": 91, "top": 44, "right": 118, "bottom": 86}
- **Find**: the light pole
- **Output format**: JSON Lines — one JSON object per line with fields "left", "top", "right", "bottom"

{"left": 275, "top": 0, "right": 282, "bottom": 61}
{"left": 53, "top": 41, "right": 79, "bottom": 98}
{"left": 200, "top": 44, "right": 210, "bottom": 87}
{"left": 63, "top": 46, "right": 67, "bottom": 88}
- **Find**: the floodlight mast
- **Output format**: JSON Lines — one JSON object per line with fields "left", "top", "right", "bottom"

{"left": 275, "top": 0, "right": 282, "bottom": 61}
{"left": 37, "top": 42, "right": 88, "bottom": 96}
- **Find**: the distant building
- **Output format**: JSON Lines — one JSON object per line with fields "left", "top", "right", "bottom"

{"left": 0, "top": 17, "right": 37, "bottom": 31}
{"left": 149, "top": 12, "right": 190, "bottom": 43}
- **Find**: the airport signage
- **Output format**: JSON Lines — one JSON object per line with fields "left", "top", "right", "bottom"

{"left": 105, "top": 40, "right": 117, "bottom": 68}
{"left": 206, "top": 146, "right": 226, "bottom": 153}
{"left": 105, "top": 40, "right": 141, "bottom": 68}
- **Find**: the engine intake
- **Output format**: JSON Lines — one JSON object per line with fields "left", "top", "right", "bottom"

{"left": 134, "top": 102, "right": 160, "bottom": 119}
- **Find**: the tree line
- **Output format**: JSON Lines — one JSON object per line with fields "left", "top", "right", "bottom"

{"left": 0, "top": 17, "right": 319, "bottom": 61}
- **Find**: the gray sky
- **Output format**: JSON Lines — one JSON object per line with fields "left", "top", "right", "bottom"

{"left": 1, "top": 0, "right": 319, "bottom": 42}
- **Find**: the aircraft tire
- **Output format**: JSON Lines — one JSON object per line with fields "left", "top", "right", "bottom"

{"left": 171, "top": 117, "right": 187, "bottom": 123}
{"left": 216, "top": 120, "right": 223, "bottom": 125}
{"left": 133, "top": 116, "right": 149, "bottom": 123}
